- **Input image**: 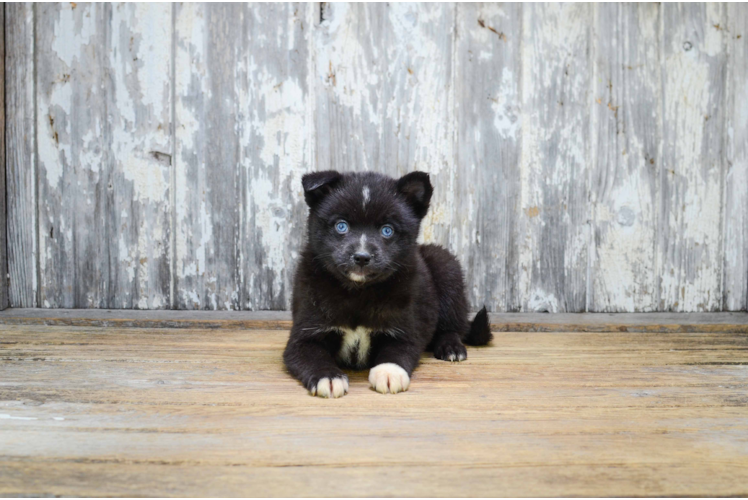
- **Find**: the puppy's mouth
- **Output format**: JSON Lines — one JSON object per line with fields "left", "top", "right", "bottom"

{"left": 347, "top": 271, "right": 368, "bottom": 283}
{"left": 346, "top": 266, "right": 380, "bottom": 283}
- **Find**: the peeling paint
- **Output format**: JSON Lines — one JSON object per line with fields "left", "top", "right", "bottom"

{"left": 8, "top": 2, "right": 748, "bottom": 312}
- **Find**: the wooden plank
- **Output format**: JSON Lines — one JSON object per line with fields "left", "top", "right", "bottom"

{"left": 2, "top": 462, "right": 748, "bottom": 498}
{"left": 516, "top": 4, "right": 593, "bottom": 312}
{"left": 106, "top": 3, "right": 173, "bottom": 308}
{"left": 241, "top": 3, "right": 314, "bottom": 310}
{"left": 723, "top": 4, "right": 748, "bottom": 311}
{"left": 0, "top": 4, "right": 7, "bottom": 310}
{"left": 453, "top": 3, "right": 521, "bottom": 312}
{"left": 1, "top": 309, "right": 747, "bottom": 333}
{"left": 5, "top": 3, "right": 37, "bottom": 307}
{"left": 589, "top": 4, "right": 661, "bottom": 312}
{"left": 314, "top": 3, "right": 455, "bottom": 246}
{"left": 35, "top": 3, "right": 109, "bottom": 307}
{"left": 1, "top": 324, "right": 747, "bottom": 496}
{"left": 16, "top": 3, "right": 173, "bottom": 309}
{"left": 658, "top": 4, "right": 728, "bottom": 312}
{"left": 174, "top": 3, "right": 244, "bottom": 310}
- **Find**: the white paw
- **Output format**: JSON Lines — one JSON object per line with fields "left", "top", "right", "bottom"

{"left": 368, "top": 363, "right": 410, "bottom": 394}
{"left": 311, "top": 376, "right": 349, "bottom": 398}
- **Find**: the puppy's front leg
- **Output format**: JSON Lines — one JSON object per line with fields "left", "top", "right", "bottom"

{"left": 283, "top": 333, "right": 348, "bottom": 398}
{"left": 368, "top": 336, "right": 421, "bottom": 394}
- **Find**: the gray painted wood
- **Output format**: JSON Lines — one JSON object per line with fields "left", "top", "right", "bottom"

{"left": 5, "top": 2, "right": 748, "bottom": 312}
{"left": 723, "top": 3, "right": 748, "bottom": 311}
{"left": 589, "top": 3, "right": 661, "bottom": 312}
{"left": 0, "top": 4, "right": 6, "bottom": 310}
{"left": 516, "top": 3, "right": 593, "bottom": 312}
{"left": 658, "top": 3, "right": 727, "bottom": 312}
{"left": 240, "top": 3, "right": 314, "bottom": 310}
{"left": 453, "top": 3, "right": 521, "bottom": 312}
{"left": 315, "top": 3, "right": 455, "bottom": 247}
{"left": 33, "top": 3, "right": 173, "bottom": 309}
{"left": 36, "top": 3, "right": 110, "bottom": 308}
{"left": 174, "top": 3, "right": 245, "bottom": 310}
{"left": 106, "top": 3, "right": 173, "bottom": 309}
{"left": 6, "top": 3, "right": 37, "bottom": 308}
{"left": 174, "top": 2, "right": 316, "bottom": 311}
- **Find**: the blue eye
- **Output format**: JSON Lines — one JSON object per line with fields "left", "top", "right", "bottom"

{"left": 335, "top": 221, "right": 349, "bottom": 234}
{"left": 381, "top": 225, "right": 394, "bottom": 238}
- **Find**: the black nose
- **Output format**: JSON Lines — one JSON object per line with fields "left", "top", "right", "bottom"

{"left": 353, "top": 252, "right": 371, "bottom": 266}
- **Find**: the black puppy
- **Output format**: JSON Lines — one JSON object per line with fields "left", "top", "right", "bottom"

{"left": 283, "top": 170, "right": 492, "bottom": 398}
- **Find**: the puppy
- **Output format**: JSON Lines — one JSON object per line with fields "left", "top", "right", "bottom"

{"left": 283, "top": 170, "right": 492, "bottom": 398}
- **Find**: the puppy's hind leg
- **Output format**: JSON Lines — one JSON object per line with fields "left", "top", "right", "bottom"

{"left": 432, "top": 331, "right": 468, "bottom": 362}
{"left": 419, "top": 244, "right": 470, "bottom": 362}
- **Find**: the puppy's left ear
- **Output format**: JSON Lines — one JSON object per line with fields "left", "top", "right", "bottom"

{"left": 302, "top": 170, "right": 341, "bottom": 208}
{"left": 397, "top": 171, "right": 433, "bottom": 219}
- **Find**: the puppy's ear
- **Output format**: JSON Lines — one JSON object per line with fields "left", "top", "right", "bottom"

{"left": 302, "top": 170, "right": 341, "bottom": 208}
{"left": 396, "top": 171, "right": 433, "bottom": 219}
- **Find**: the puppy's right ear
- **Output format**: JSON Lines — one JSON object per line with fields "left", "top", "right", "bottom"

{"left": 302, "top": 170, "right": 341, "bottom": 208}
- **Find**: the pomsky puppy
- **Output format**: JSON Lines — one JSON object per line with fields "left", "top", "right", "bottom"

{"left": 283, "top": 170, "right": 492, "bottom": 398}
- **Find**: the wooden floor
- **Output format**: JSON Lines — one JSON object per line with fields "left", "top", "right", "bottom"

{"left": 2, "top": 319, "right": 748, "bottom": 496}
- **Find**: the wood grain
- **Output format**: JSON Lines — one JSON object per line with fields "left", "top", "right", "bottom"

{"left": 658, "top": 3, "right": 727, "bottom": 312}
{"left": 723, "top": 4, "right": 748, "bottom": 311}
{"left": 454, "top": 3, "right": 522, "bottom": 312}
{"left": 36, "top": 3, "right": 110, "bottom": 307}
{"left": 0, "top": 3, "right": 7, "bottom": 310}
{"left": 1, "top": 323, "right": 748, "bottom": 496}
{"left": 315, "top": 3, "right": 455, "bottom": 246}
{"left": 589, "top": 4, "right": 661, "bottom": 312}
{"left": 5, "top": 3, "right": 37, "bottom": 307}
{"left": 517, "top": 4, "right": 592, "bottom": 312}
{"left": 241, "top": 3, "right": 314, "bottom": 310}
{"left": 174, "top": 3, "right": 244, "bottom": 310}
{"left": 107, "top": 3, "right": 173, "bottom": 308}
{"left": 5, "top": 3, "right": 748, "bottom": 313}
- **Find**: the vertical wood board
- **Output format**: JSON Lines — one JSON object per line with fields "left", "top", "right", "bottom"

{"left": 658, "top": 3, "right": 727, "bottom": 311}
{"left": 106, "top": 3, "right": 173, "bottom": 308}
{"left": 453, "top": 3, "right": 522, "bottom": 311}
{"left": 6, "top": 3, "right": 37, "bottom": 308}
{"left": 36, "top": 3, "right": 110, "bottom": 308}
{"left": 241, "top": 3, "right": 314, "bottom": 310}
{"left": 0, "top": 4, "right": 7, "bottom": 310}
{"left": 516, "top": 3, "right": 593, "bottom": 312}
{"left": 174, "top": 3, "right": 241, "bottom": 309}
{"left": 722, "top": 3, "right": 748, "bottom": 311}
{"left": 589, "top": 3, "right": 661, "bottom": 312}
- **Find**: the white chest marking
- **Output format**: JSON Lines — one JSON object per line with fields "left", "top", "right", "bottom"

{"left": 362, "top": 185, "right": 370, "bottom": 209}
{"left": 337, "top": 326, "right": 372, "bottom": 367}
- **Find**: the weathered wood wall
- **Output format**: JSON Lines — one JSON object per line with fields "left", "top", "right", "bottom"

{"left": 0, "top": 4, "right": 6, "bottom": 310}
{"left": 5, "top": 3, "right": 748, "bottom": 312}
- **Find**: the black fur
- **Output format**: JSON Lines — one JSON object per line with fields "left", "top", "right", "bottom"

{"left": 283, "top": 170, "right": 492, "bottom": 396}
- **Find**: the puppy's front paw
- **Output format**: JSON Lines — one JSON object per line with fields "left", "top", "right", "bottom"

{"left": 433, "top": 337, "right": 467, "bottom": 362}
{"left": 369, "top": 363, "right": 410, "bottom": 394}
{"left": 310, "top": 376, "right": 349, "bottom": 398}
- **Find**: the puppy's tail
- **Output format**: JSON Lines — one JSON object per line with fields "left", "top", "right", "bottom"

{"left": 464, "top": 306, "right": 493, "bottom": 346}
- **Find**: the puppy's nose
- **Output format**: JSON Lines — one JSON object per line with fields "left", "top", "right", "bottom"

{"left": 353, "top": 252, "right": 371, "bottom": 266}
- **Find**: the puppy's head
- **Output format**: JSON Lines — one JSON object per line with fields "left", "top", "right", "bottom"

{"left": 302, "top": 170, "right": 433, "bottom": 286}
